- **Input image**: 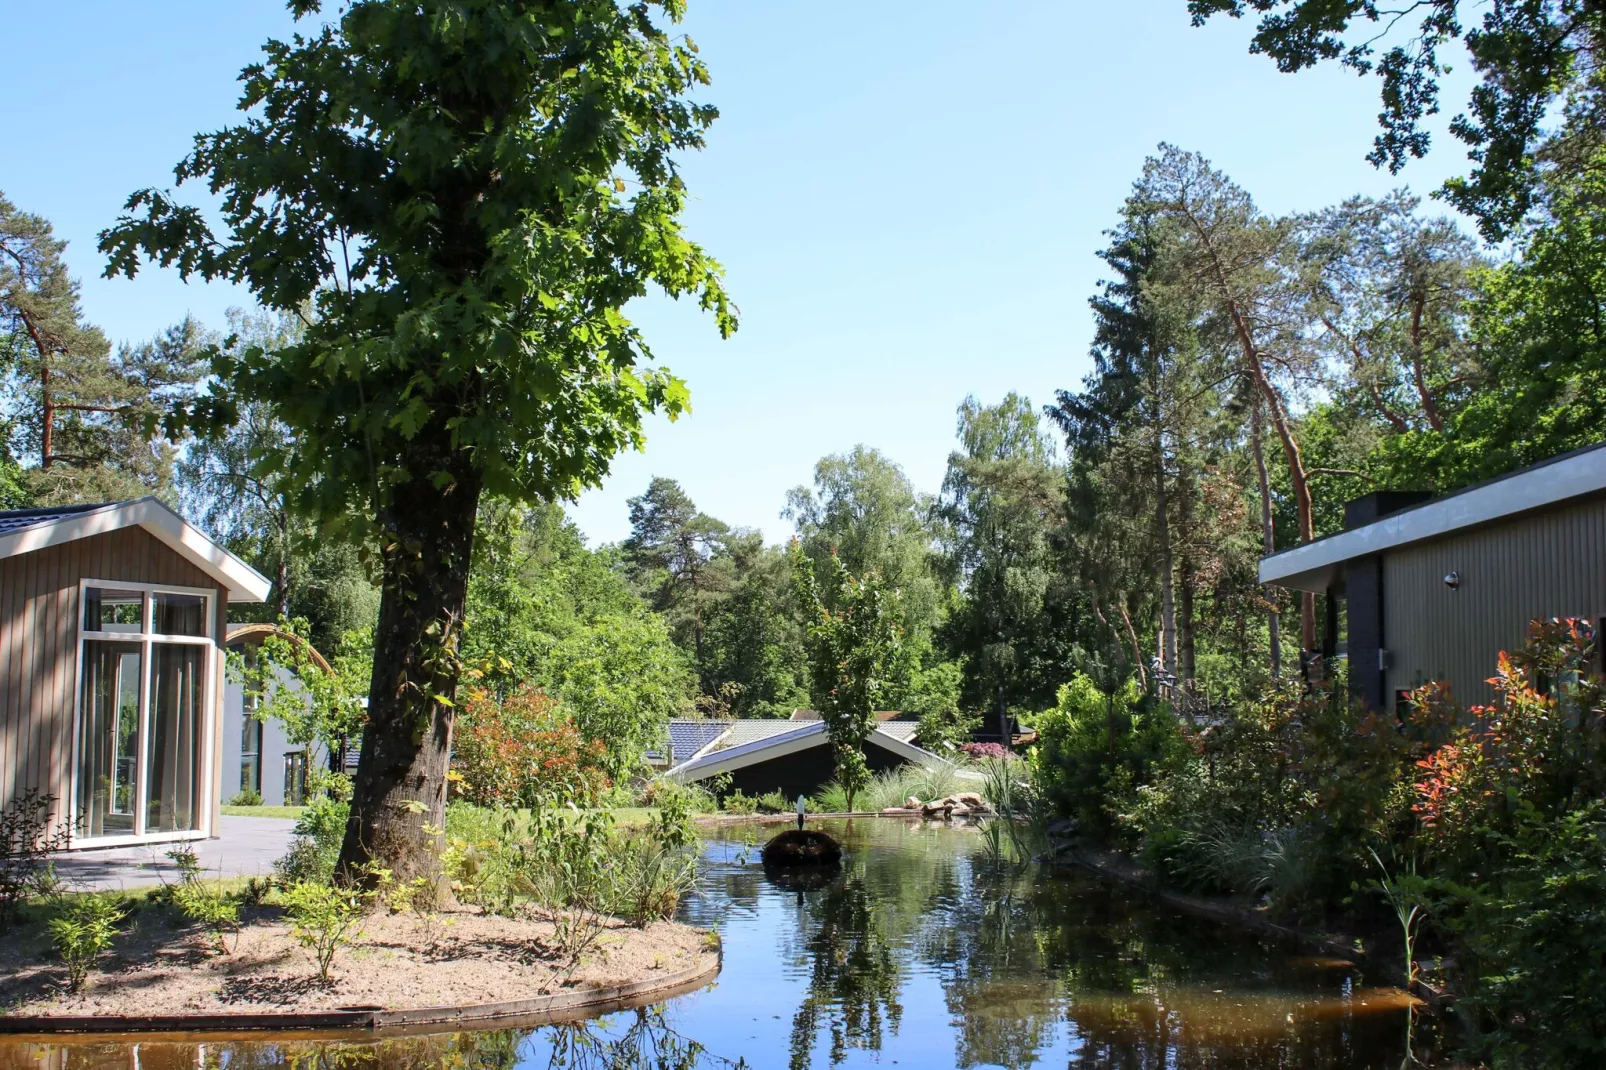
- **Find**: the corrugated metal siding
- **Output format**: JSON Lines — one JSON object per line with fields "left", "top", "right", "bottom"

{"left": 0, "top": 527, "right": 226, "bottom": 836}
{"left": 1383, "top": 496, "right": 1606, "bottom": 705}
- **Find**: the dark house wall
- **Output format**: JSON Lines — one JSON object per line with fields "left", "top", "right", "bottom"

{"left": 720, "top": 738, "right": 912, "bottom": 801}
{"left": 1340, "top": 491, "right": 1433, "bottom": 711}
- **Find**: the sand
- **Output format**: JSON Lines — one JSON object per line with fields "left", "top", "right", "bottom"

{"left": 0, "top": 901, "right": 716, "bottom": 1019}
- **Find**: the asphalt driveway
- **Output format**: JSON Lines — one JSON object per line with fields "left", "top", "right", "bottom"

{"left": 49, "top": 815, "right": 297, "bottom": 892}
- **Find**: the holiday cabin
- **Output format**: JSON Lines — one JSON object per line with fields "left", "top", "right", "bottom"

{"left": 0, "top": 499, "right": 270, "bottom": 848}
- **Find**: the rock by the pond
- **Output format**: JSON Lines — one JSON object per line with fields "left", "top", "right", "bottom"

{"left": 762, "top": 828, "right": 843, "bottom": 867}
{"left": 904, "top": 795, "right": 923, "bottom": 810}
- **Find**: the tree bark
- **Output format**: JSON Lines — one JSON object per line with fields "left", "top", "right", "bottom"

{"left": 1250, "top": 403, "right": 1282, "bottom": 678}
{"left": 1181, "top": 207, "right": 1317, "bottom": 653}
{"left": 1408, "top": 293, "right": 1444, "bottom": 432}
{"left": 335, "top": 433, "right": 483, "bottom": 892}
{"left": 1154, "top": 424, "right": 1178, "bottom": 687}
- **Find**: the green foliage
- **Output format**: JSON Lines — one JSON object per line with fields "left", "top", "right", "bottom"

{"left": 100, "top": 0, "right": 734, "bottom": 882}
{"left": 937, "top": 393, "right": 1068, "bottom": 712}
{"left": 172, "top": 877, "right": 241, "bottom": 956}
{"left": 719, "top": 790, "right": 758, "bottom": 815}
{"left": 227, "top": 788, "right": 264, "bottom": 807}
{"left": 1446, "top": 802, "right": 1606, "bottom": 1068}
{"left": 0, "top": 789, "right": 69, "bottom": 931}
{"left": 793, "top": 545, "right": 904, "bottom": 811}
{"left": 274, "top": 786, "right": 352, "bottom": 886}
{"left": 786, "top": 444, "right": 943, "bottom": 647}
{"left": 756, "top": 790, "right": 791, "bottom": 814}
{"left": 466, "top": 501, "right": 694, "bottom": 775}
{"left": 808, "top": 781, "right": 852, "bottom": 814}
{"left": 48, "top": 892, "right": 127, "bottom": 992}
{"left": 283, "top": 881, "right": 366, "bottom": 984}
{"left": 1031, "top": 675, "right": 1174, "bottom": 844}
{"left": 443, "top": 799, "right": 699, "bottom": 931}
{"left": 541, "top": 613, "right": 694, "bottom": 779}
{"left": 2, "top": 193, "right": 206, "bottom": 505}
{"left": 1189, "top": 0, "right": 1606, "bottom": 241}
{"left": 906, "top": 660, "right": 977, "bottom": 753}
{"left": 861, "top": 763, "right": 961, "bottom": 811}
{"left": 235, "top": 621, "right": 371, "bottom": 757}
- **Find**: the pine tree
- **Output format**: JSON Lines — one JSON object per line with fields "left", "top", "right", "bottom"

{"left": 1, "top": 192, "right": 203, "bottom": 504}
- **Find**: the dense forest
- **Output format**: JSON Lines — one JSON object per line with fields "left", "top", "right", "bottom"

{"left": 6, "top": 122, "right": 1606, "bottom": 743}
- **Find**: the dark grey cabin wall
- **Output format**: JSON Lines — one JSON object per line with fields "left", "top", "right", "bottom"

{"left": 1382, "top": 495, "right": 1606, "bottom": 706}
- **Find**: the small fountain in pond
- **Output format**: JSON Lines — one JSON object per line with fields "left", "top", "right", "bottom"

{"left": 762, "top": 795, "right": 842, "bottom": 870}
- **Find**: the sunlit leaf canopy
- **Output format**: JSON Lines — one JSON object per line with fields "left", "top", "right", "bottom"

{"left": 101, "top": 0, "right": 735, "bottom": 537}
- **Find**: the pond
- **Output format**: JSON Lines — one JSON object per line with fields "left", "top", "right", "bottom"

{"left": 0, "top": 818, "right": 1453, "bottom": 1068}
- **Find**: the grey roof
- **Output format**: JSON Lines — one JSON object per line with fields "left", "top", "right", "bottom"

{"left": 876, "top": 721, "right": 919, "bottom": 743}
{"left": 668, "top": 720, "right": 731, "bottom": 763}
{"left": 0, "top": 502, "right": 106, "bottom": 536}
{"left": 716, "top": 720, "right": 803, "bottom": 748}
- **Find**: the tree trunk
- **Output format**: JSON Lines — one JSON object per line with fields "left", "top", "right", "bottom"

{"left": 1181, "top": 210, "right": 1316, "bottom": 653}
{"left": 1178, "top": 551, "right": 1197, "bottom": 688}
{"left": 1409, "top": 294, "right": 1444, "bottom": 432}
{"left": 1154, "top": 426, "right": 1178, "bottom": 687}
{"left": 335, "top": 444, "right": 483, "bottom": 892}
{"left": 40, "top": 365, "right": 53, "bottom": 470}
{"left": 1117, "top": 597, "right": 1148, "bottom": 690}
{"left": 1250, "top": 403, "right": 1282, "bottom": 678}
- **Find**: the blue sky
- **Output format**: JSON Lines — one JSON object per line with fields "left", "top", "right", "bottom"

{"left": 1, "top": 1, "right": 1476, "bottom": 545}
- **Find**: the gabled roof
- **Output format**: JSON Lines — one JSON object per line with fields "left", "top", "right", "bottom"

{"left": 0, "top": 497, "right": 272, "bottom": 603}
{"left": 665, "top": 719, "right": 946, "bottom": 783}
{"left": 1260, "top": 440, "right": 1606, "bottom": 593}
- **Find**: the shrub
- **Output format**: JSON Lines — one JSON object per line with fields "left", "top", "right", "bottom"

{"left": 720, "top": 790, "right": 758, "bottom": 815}
{"left": 958, "top": 742, "right": 1010, "bottom": 762}
{"left": 1448, "top": 802, "right": 1606, "bottom": 1067}
{"left": 275, "top": 788, "right": 351, "bottom": 886}
{"left": 1032, "top": 675, "right": 1176, "bottom": 845}
{"left": 453, "top": 685, "right": 611, "bottom": 808}
{"left": 756, "top": 790, "right": 791, "bottom": 814}
{"left": 282, "top": 881, "right": 365, "bottom": 984}
{"left": 861, "top": 763, "right": 961, "bottom": 810}
{"left": 227, "top": 788, "right": 264, "bottom": 807}
{"left": 0, "top": 790, "right": 70, "bottom": 930}
{"left": 809, "top": 781, "right": 851, "bottom": 814}
{"left": 49, "top": 892, "right": 127, "bottom": 992}
{"left": 173, "top": 879, "right": 240, "bottom": 955}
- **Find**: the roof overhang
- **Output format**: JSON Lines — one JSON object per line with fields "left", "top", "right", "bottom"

{"left": 666, "top": 721, "right": 949, "bottom": 783}
{"left": 0, "top": 497, "right": 272, "bottom": 603}
{"left": 1260, "top": 444, "right": 1606, "bottom": 593}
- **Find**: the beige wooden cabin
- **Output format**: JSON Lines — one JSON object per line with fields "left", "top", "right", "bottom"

{"left": 1261, "top": 441, "right": 1606, "bottom": 711}
{"left": 0, "top": 498, "right": 270, "bottom": 848}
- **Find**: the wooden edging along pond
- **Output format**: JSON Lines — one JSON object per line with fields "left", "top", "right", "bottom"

{"left": 0, "top": 937, "right": 722, "bottom": 1036}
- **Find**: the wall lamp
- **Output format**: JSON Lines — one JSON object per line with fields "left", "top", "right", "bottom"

{"left": 1443, "top": 571, "right": 1461, "bottom": 590}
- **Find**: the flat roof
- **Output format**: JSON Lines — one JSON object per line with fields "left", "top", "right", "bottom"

{"left": 1260, "top": 440, "right": 1606, "bottom": 592}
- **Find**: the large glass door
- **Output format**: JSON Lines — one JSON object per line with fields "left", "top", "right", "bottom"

{"left": 77, "top": 641, "right": 143, "bottom": 838}
{"left": 75, "top": 584, "right": 213, "bottom": 843}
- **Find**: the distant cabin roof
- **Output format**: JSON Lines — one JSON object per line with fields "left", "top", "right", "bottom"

{"left": 1260, "top": 440, "right": 1606, "bottom": 593}
{"left": 664, "top": 718, "right": 948, "bottom": 783}
{"left": 0, "top": 497, "right": 271, "bottom": 602}
{"left": 788, "top": 709, "right": 913, "bottom": 722}
{"left": 0, "top": 502, "right": 105, "bottom": 536}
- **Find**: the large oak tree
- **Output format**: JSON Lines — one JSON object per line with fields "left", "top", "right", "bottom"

{"left": 101, "top": 0, "right": 734, "bottom": 887}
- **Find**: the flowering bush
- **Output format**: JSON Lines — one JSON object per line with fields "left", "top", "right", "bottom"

{"left": 958, "top": 742, "right": 1010, "bottom": 761}
{"left": 453, "top": 685, "right": 610, "bottom": 808}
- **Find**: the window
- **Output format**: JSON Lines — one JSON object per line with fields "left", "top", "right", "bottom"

{"left": 284, "top": 751, "right": 309, "bottom": 807}
{"left": 239, "top": 645, "right": 263, "bottom": 796}
{"left": 75, "top": 582, "right": 214, "bottom": 843}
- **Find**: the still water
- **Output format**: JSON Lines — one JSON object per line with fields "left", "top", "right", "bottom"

{"left": 1, "top": 818, "right": 1451, "bottom": 1068}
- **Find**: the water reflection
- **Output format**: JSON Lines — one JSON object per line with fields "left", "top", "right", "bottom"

{"left": 0, "top": 1009, "right": 747, "bottom": 1070}
{"left": 1, "top": 819, "right": 1449, "bottom": 1069}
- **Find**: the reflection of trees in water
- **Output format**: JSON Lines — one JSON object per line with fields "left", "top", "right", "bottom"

{"left": 786, "top": 874, "right": 903, "bottom": 1070}
{"left": 924, "top": 859, "right": 1061, "bottom": 1069}
{"left": 9, "top": 1007, "right": 747, "bottom": 1070}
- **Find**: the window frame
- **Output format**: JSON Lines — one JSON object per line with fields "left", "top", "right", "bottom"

{"left": 71, "top": 578, "right": 217, "bottom": 848}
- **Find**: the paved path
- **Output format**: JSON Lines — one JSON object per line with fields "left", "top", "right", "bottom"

{"left": 51, "top": 816, "right": 297, "bottom": 892}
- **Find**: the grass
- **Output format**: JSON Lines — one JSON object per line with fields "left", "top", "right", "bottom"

{"left": 221, "top": 805, "right": 308, "bottom": 819}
